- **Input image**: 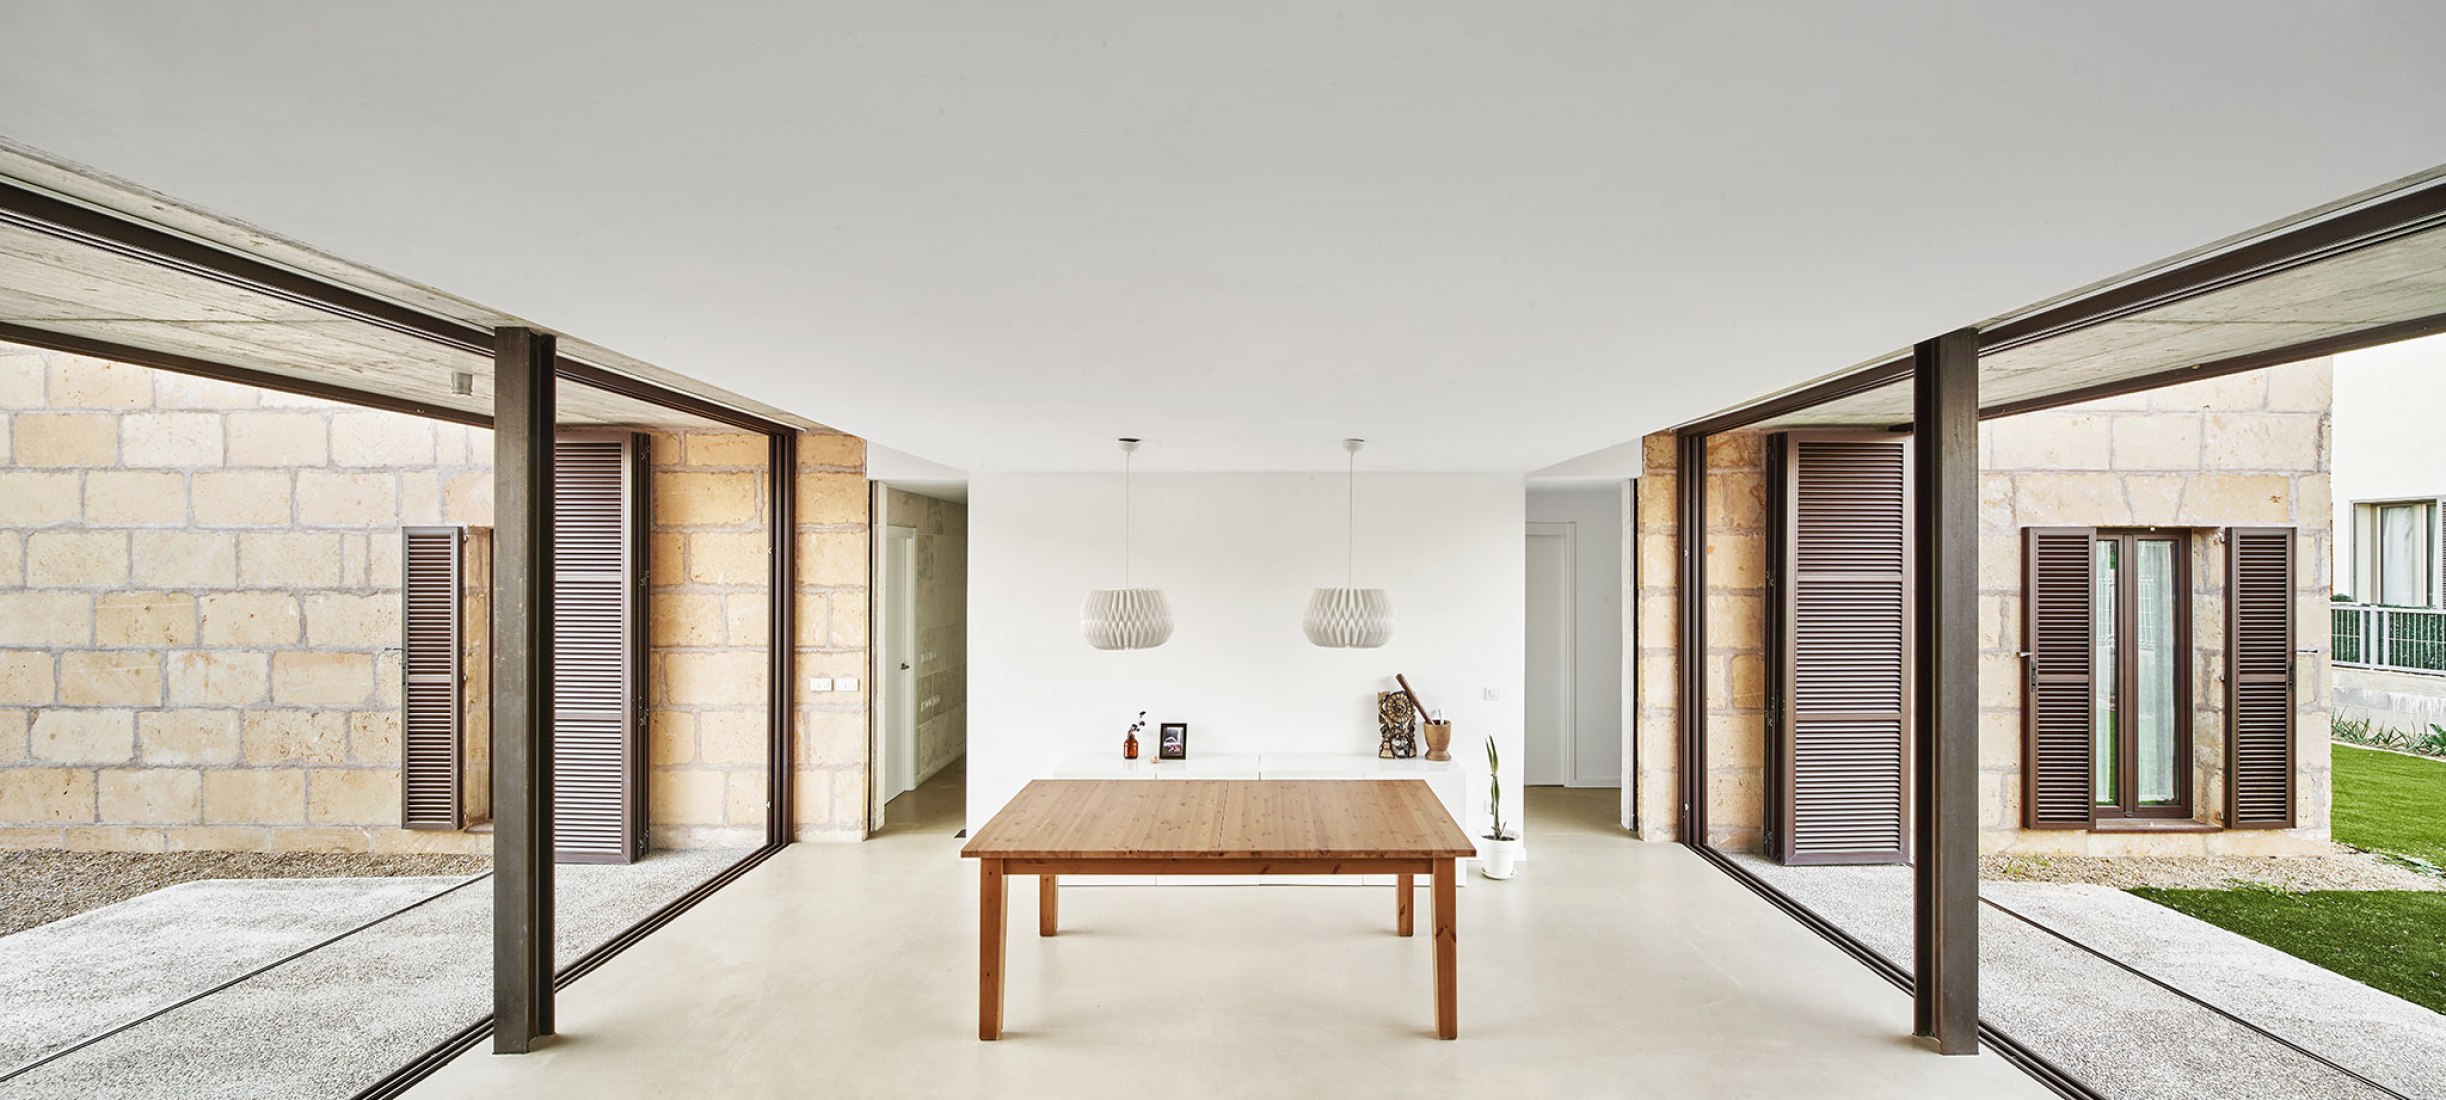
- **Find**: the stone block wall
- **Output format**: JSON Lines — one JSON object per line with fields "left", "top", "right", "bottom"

{"left": 1701, "top": 432, "right": 1770, "bottom": 853}
{"left": 1630, "top": 432, "right": 1680, "bottom": 841}
{"left": 1, "top": 343, "right": 876, "bottom": 853}
{"left": 793, "top": 433, "right": 871, "bottom": 842}
{"left": 1627, "top": 428, "right": 1771, "bottom": 850}
{"left": 634, "top": 426, "right": 873, "bottom": 847}
{"left": 881, "top": 487, "right": 968, "bottom": 784}
{"left": 1633, "top": 359, "right": 2334, "bottom": 858}
{"left": 645, "top": 430, "right": 777, "bottom": 849}
{"left": 1976, "top": 361, "right": 2333, "bottom": 856}
{"left": 0, "top": 346, "right": 493, "bottom": 853}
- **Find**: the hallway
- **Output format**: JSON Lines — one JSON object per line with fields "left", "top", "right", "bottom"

{"left": 874, "top": 758, "right": 967, "bottom": 840}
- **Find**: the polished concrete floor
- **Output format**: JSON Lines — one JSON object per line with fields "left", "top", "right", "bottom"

{"left": 412, "top": 773, "right": 2050, "bottom": 1099}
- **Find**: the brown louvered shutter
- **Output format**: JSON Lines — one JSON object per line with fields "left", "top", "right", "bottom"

{"left": 401, "top": 527, "right": 464, "bottom": 830}
{"left": 1769, "top": 433, "right": 1911, "bottom": 865}
{"left": 2228, "top": 528, "right": 2296, "bottom": 828}
{"left": 2023, "top": 527, "right": 2096, "bottom": 828}
{"left": 552, "top": 433, "right": 647, "bottom": 863}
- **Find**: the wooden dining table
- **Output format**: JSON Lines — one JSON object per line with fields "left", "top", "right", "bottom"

{"left": 959, "top": 778, "right": 1478, "bottom": 1040}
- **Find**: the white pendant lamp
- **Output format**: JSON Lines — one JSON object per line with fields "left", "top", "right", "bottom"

{"left": 1305, "top": 438, "right": 1393, "bottom": 648}
{"left": 1082, "top": 438, "right": 1174, "bottom": 650}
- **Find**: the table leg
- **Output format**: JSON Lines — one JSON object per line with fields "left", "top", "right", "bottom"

{"left": 1039, "top": 874, "right": 1059, "bottom": 937}
{"left": 980, "top": 859, "right": 1007, "bottom": 1040}
{"left": 1396, "top": 873, "right": 1414, "bottom": 937}
{"left": 1433, "top": 857, "right": 1457, "bottom": 1039}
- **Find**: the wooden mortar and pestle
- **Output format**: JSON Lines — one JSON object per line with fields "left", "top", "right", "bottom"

{"left": 1399, "top": 674, "right": 1453, "bottom": 761}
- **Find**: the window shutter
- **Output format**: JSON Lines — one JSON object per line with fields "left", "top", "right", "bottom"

{"left": 1769, "top": 433, "right": 1911, "bottom": 865}
{"left": 2022, "top": 527, "right": 2096, "bottom": 828}
{"left": 552, "top": 433, "right": 647, "bottom": 863}
{"left": 2227, "top": 528, "right": 2296, "bottom": 828}
{"left": 401, "top": 526, "right": 464, "bottom": 830}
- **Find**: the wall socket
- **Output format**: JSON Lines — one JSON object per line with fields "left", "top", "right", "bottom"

{"left": 808, "top": 677, "right": 834, "bottom": 692}
{"left": 836, "top": 676, "right": 860, "bottom": 693}
{"left": 1483, "top": 687, "right": 1503, "bottom": 701}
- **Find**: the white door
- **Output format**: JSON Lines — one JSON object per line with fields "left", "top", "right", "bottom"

{"left": 1525, "top": 522, "right": 1575, "bottom": 787}
{"left": 881, "top": 526, "right": 920, "bottom": 805}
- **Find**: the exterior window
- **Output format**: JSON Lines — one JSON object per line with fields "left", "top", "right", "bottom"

{"left": 2025, "top": 526, "right": 2292, "bottom": 830}
{"left": 2378, "top": 502, "right": 2429, "bottom": 606}
{"left": 2352, "top": 499, "right": 2437, "bottom": 607}
{"left": 2089, "top": 531, "right": 2190, "bottom": 819}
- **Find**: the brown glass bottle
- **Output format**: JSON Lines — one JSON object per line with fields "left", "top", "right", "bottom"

{"left": 1123, "top": 728, "right": 1139, "bottom": 760}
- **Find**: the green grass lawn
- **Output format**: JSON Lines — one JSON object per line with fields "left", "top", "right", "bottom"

{"left": 2332, "top": 744, "right": 2446, "bottom": 870}
{"left": 2124, "top": 743, "right": 2446, "bottom": 1014}
{"left": 2130, "top": 888, "right": 2446, "bottom": 1013}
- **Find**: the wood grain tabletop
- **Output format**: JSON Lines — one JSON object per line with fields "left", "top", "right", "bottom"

{"left": 960, "top": 779, "right": 1477, "bottom": 861}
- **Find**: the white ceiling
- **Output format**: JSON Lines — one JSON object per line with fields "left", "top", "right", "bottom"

{"left": 2, "top": 3, "right": 2442, "bottom": 475}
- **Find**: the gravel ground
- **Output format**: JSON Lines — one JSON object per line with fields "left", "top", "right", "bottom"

{"left": 0, "top": 851, "right": 491, "bottom": 937}
{"left": 1980, "top": 844, "right": 2440, "bottom": 892}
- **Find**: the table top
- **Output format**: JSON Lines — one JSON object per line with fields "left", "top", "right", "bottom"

{"left": 960, "top": 779, "right": 1478, "bottom": 861}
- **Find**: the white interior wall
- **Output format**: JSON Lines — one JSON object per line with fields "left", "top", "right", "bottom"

{"left": 1525, "top": 485, "right": 1627, "bottom": 787}
{"left": 967, "top": 472, "right": 1526, "bottom": 837}
{"left": 2332, "top": 333, "right": 2446, "bottom": 599}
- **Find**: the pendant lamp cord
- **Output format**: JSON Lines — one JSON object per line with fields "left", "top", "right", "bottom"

{"left": 1123, "top": 445, "right": 1133, "bottom": 588}
{"left": 1345, "top": 446, "right": 1355, "bottom": 586}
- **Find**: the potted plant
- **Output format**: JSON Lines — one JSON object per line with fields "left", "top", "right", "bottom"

{"left": 1479, "top": 736, "right": 1522, "bottom": 879}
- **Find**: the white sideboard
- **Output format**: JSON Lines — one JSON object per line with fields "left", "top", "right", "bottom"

{"left": 1048, "top": 752, "right": 1473, "bottom": 886}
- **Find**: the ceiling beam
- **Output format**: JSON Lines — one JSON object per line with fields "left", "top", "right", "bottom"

{"left": 0, "top": 318, "right": 494, "bottom": 428}
{"left": 1679, "top": 178, "right": 2446, "bottom": 438}
{"left": 0, "top": 178, "right": 491, "bottom": 355}
{"left": 1979, "top": 181, "right": 2446, "bottom": 355}
{"left": 0, "top": 177, "right": 799, "bottom": 437}
{"left": 1974, "top": 308, "right": 2446, "bottom": 421}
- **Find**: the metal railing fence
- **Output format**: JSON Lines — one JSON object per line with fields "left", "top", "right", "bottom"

{"left": 2333, "top": 602, "right": 2446, "bottom": 674}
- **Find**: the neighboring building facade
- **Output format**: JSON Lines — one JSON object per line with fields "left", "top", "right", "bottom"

{"left": 1635, "top": 357, "right": 2335, "bottom": 858}
{"left": 0, "top": 344, "right": 873, "bottom": 854}
{"left": 2330, "top": 332, "right": 2446, "bottom": 603}
{"left": 2326, "top": 332, "right": 2446, "bottom": 738}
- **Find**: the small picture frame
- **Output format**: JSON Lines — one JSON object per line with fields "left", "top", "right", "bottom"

{"left": 1158, "top": 722, "right": 1189, "bottom": 760}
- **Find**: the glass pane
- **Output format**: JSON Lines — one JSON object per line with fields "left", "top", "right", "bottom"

{"left": 2093, "top": 540, "right": 2119, "bottom": 807}
{"left": 2380, "top": 504, "right": 2425, "bottom": 606}
{"left": 2134, "top": 540, "right": 2179, "bottom": 807}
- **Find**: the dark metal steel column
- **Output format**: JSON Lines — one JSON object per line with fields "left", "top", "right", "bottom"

{"left": 1675, "top": 430, "right": 1710, "bottom": 846}
{"left": 1911, "top": 329, "right": 1979, "bottom": 1053}
{"left": 767, "top": 431, "right": 799, "bottom": 847}
{"left": 493, "top": 327, "right": 556, "bottom": 1052}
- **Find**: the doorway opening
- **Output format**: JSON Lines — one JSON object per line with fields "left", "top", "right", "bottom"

{"left": 869, "top": 484, "right": 969, "bottom": 834}
{"left": 1524, "top": 484, "right": 1630, "bottom": 830}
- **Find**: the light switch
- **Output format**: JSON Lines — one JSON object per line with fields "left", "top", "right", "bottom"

{"left": 835, "top": 677, "right": 860, "bottom": 693}
{"left": 808, "top": 676, "right": 834, "bottom": 692}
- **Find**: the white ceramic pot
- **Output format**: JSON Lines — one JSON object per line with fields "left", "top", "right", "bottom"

{"left": 1479, "top": 835, "right": 1523, "bottom": 880}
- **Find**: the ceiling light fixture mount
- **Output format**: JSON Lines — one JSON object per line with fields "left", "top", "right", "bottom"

{"left": 1304, "top": 438, "right": 1393, "bottom": 649}
{"left": 1081, "top": 437, "right": 1174, "bottom": 650}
